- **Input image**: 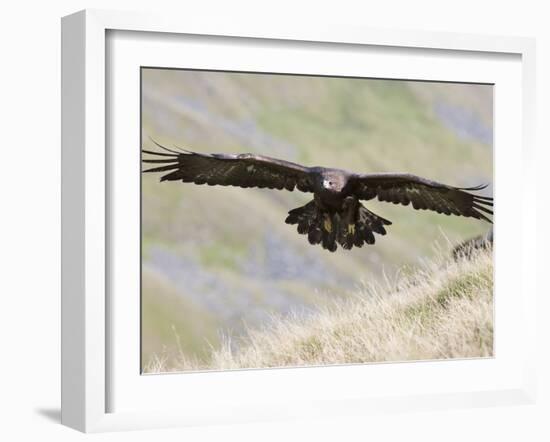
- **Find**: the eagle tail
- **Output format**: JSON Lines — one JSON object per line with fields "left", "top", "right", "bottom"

{"left": 285, "top": 199, "right": 392, "bottom": 252}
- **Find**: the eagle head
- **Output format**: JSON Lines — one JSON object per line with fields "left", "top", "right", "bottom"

{"left": 321, "top": 171, "right": 346, "bottom": 192}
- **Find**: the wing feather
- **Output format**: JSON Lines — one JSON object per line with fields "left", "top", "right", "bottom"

{"left": 348, "top": 173, "right": 493, "bottom": 222}
{"left": 142, "top": 142, "right": 315, "bottom": 193}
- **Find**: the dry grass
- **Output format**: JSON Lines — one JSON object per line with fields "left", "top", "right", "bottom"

{"left": 144, "top": 247, "right": 493, "bottom": 373}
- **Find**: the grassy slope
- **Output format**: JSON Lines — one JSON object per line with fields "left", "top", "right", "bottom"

{"left": 141, "top": 70, "right": 493, "bottom": 367}
{"left": 141, "top": 268, "right": 220, "bottom": 365}
{"left": 146, "top": 247, "right": 493, "bottom": 372}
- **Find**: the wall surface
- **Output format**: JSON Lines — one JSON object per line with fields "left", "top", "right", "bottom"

{"left": 0, "top": 0, "right": 547, "bottom": 441}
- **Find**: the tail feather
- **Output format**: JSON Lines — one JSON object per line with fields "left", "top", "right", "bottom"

{"left": 285, "top": 199, "right": 391, "bottom": 252}
{"left": 307, "top": 228, "right": 323, "bottom": 245}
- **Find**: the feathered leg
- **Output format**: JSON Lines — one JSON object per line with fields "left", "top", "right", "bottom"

{"left": 337, "top": 198, "right": 392, "bottom": 250}
{"left": 321, "top": 212, "right": 338, "bottom": 252}
{"left": 338, "top": 197, "right": 358, "bottom": 250}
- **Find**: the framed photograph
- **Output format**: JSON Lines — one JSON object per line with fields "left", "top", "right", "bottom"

{"left": 61, "top": 9, "right": 537, "bottom": 432}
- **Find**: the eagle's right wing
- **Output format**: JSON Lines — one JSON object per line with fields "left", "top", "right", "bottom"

{"left": 142, "top": 141, "right": 315, "bottom": 193}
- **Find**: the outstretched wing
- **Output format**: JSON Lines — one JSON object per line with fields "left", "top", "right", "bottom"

{"left": 348, "top": 173, "right": 493, "bottom": 222}
{"left": 142, "top": 141, "right": 315, "bottom": 192}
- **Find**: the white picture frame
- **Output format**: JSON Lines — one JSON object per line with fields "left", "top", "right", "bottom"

{"left": 61, "top": 9, "right": 537, "bottom": 433}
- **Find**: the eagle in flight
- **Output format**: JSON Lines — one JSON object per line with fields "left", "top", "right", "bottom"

{"left": 143, "top": 142, "right": 493, "bottom": 252}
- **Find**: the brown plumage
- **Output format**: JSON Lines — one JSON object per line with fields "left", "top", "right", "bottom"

{"left": 143, "top": 141, "right": 493, "bottom": 252}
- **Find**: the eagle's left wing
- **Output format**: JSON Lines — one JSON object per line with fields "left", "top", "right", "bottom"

{"left": 347, "top": 173, "right": 493, "bottom": 222}
{"left": 142, "top": 142, "right": 315, "bottom": 192}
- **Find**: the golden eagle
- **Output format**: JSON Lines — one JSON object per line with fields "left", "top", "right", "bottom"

{"left": 143, "top": 142, "right": 493, "bottom": 252}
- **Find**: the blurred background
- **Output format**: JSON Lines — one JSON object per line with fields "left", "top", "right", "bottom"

{"left": 141, "top": 68, "right": 493, "bottom": 370}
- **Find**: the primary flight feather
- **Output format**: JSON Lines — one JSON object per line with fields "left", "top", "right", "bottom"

{"left": 143, "top": 141, "right": 493, "bottom": 252}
